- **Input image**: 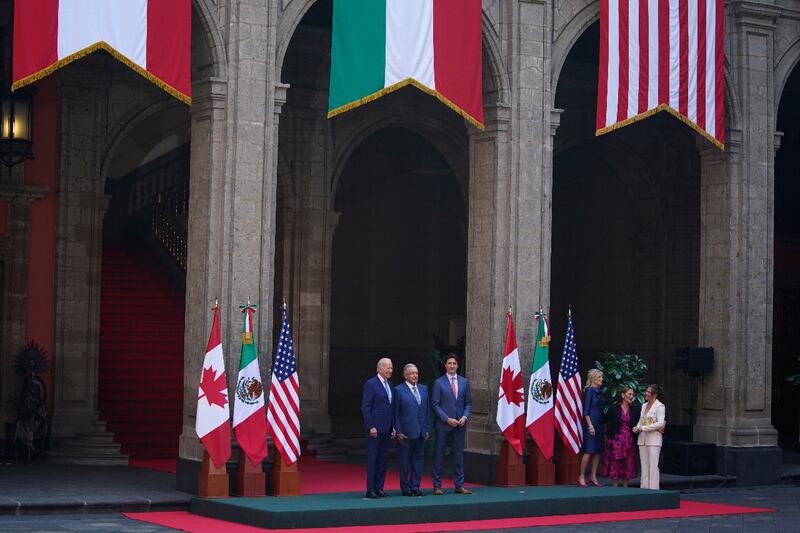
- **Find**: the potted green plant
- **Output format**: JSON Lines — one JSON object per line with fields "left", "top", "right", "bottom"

{"left": 594, "top": 351, "right": 649, "bottom": 410}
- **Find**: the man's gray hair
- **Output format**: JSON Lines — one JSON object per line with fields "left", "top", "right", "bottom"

{"left": 403, "top": 363, "right": 418, "bottom": 373}
{"left": 376, "top": 357, "right": 392, "bottom": 371}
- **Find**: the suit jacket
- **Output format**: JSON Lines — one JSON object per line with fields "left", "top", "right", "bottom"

{"left": 431, "top": 374, "right": 472, "bottom": 430}
{"left": 361, "top": 375, "right": 396, "bottom": 434}
{"left": 394, "top": 382, "right": 430, "bottom": 440}
{"left": 606, "top": 403, "right": 641, "bottom": 439}
{"left": 635, "top": 399, "right": 665, "bottom": 446}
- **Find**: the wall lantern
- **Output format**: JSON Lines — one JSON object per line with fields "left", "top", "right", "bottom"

{"left": 0, "top": 86, "right": 35, "bottom": 169}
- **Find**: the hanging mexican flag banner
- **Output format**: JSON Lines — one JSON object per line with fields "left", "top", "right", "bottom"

{"left": 526, "top": 310, "right": 554, "bottom": 461}
{"left": 328, "top": 0, "right": 484, "bottom": 129}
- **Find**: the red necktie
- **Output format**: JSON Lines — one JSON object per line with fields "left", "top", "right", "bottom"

{"left": 450, "top": 376, "right": 457, "bottom": 398}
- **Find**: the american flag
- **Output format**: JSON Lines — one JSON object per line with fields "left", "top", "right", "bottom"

{"left": 266, "top": 306, "right": 301, "bottom": 465}
{"left": 554, "top": 313, "right": 583, "bottom": 456}
{"left": 596, "top": 0, "right": 724, "bottom": 149}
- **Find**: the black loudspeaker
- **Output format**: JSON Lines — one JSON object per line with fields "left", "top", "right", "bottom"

{"left": 675, "top": 347, "right": 714, "bottom": 374}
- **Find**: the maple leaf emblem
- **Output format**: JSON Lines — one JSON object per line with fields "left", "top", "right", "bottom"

{"left": 499, "top": 366, "right": 524, "bottom": 406}
{"left": 199, "top": 366, "right": 228, "bottom": 408}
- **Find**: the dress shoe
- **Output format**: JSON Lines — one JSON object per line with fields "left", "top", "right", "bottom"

{"left": 365, "top": 491, "right": 380, "bottom": 499}
{"left": 577, "top": 478, "right": 588, "bottom": 488}
{"left": 412, "top": 489, "right": 425, "bottom": 496}
{"left": 589, "top": 479, "right": 603, "bottom": 487}
{"left": 433, "top": 487, "right": 443, "bottom": 496}
{"left": 376, "top": 490, "right": 389, "bottom": 498}
{"left": 402, "top": 491, "right": 414, "bottom": 496}
{"left": 454, "top": 486, "right": 473, "bottom": 494}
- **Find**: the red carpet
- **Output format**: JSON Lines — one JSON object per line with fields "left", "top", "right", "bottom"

{"left": 129, "top": 459, "right": 177, "bottom": 474}
{"left": 126, "top": 500, "right": 773, "bottom": 532}
{"left": 99, "top": 244, "right": 184, "bottom": 459}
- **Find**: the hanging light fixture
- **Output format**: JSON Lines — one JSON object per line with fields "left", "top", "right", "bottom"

{"left": 0, "top": 86, "right": 35, "bottom": 169}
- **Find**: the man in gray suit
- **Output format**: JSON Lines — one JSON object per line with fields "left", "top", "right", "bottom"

{"left": 431, "top": 353, "right": 473, "bottom": 495}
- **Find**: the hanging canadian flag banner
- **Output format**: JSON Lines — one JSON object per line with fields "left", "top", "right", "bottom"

{"left": 12, "top": 0, "right": 191, "bottom": 105}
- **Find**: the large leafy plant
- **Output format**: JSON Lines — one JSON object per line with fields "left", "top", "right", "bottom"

{"left": 594, "top": 352, "right": 649, "bottom": 409}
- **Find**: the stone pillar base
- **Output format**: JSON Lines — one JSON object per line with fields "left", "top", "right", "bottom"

{"left": 463, "top": 451, "right": 498, "bottom": 486}
{"left": 177, "top": 457, "right": 202, "bottom": 494}
{"left": 716, "top": 446, "right": 782, "bottom": 486}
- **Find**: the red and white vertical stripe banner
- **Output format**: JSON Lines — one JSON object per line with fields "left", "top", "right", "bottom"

{"left": 596, "top": 0, "right": 724, "bottom": 149}
{"left": 12, "top": 0, "right": 191, "bottom": 105}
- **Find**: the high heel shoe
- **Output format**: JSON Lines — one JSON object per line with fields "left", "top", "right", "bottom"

{"left": 577, "top": 478, "right": 588, "bottom": 488}
{"left": 589, "top": 479, "right": 603, "bottom": 487}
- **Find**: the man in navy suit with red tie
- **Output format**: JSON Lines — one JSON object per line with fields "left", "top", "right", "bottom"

{"left": 394, "top": 363, "right": 430, "bottom": 496}
{"left": 431, "top": 353, "right": 473, "bottom": 495}
{"left": 361, "top": 357, "right": 396, "bottom": 499}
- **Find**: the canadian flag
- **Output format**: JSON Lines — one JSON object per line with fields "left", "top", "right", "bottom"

{"left": 13, "top": 0, "right": 190, "bottom": 104}
{"left": 196, "top": 306, "right": 231, "bottom": 469}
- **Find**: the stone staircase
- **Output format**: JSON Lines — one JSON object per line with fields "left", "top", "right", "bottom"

{"left": 48, "top": 421, "right": 128, "bottom": 466}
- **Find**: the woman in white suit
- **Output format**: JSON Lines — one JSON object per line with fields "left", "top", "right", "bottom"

{"left": 633, "top": 384, "right": 666, "bottom": 489}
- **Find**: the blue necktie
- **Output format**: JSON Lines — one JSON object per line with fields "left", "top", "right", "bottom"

{"left": 383, "top": 380, "right": 391, "bottom": 401}
{"left": 412, "top": 385, "right": 421, "bottom": 405}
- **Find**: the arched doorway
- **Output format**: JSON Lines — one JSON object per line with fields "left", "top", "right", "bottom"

{"left": 773, "top": 62, "right": 800, "bottom": 449}
{"left": 329, "top": 127, "right": 467, "bottom": 431}
{"left": 551, "top": 21, "right": 701, "bottom": 437}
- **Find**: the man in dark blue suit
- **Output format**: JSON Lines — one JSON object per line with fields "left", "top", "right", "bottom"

{"left": 431, "top": 353, "right": 473, "bottom": 495}
{"left": 394, "top": 363, "right": 430, "bottom": 497}
{"left": 361, "top": 357, "right": 395, "bottom": 499}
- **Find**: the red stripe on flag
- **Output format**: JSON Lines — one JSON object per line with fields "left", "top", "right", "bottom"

{"left": 206, "top": 308, "right": 221, "bottom": 351}
{"left": 617, "top": 0, "right": 629, "bottom": 122}
{"left": 658, "top": 0, "right": 670, "bottom": 105}
{"left": 597, "top": 0, "right": 610, "bottom": 129}
{"left": 638, "top": 0, "right": 649, "bottom": 114}
{"left": 268, "top": 401, "right": 300, "bottom": 460}
{"left": 715, "top": 0, "right": 724, "bottom": 144}
{"left": 433, "top": 0, "right": 483, "bottom": 127}
{"left": 678, "top": 0, "right": 689, "bottom": 115}
{"left": 697, "top": 0, "right": 707, "bottom": 130}
{"left": 234, "top": 406, "right": 268, "bottom": 465}
{"left": 12, "top": 0, "right": 58, "bottom": 86}
{"left": 146, "top": 0, "right": 192, "bottom": 101}
{"left": 200, "top": 422, "right": 231, "bottom": 469}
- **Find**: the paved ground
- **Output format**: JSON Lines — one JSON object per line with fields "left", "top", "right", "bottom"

{"left": 0, "top": 458, "right": 797, "bottom": 532}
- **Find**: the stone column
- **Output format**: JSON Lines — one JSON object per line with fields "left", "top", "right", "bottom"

{"left": 278, "top": 201, "right": 338, "bottom": 435}
{"left": 0, "top": 186, "right": 48, "bottom": 432}
{"left": 50, "top": 69, "right": 110, "bottom": 438}
{"left": 463, "top": 0, "right": 551, "bottom": 484}
{"left": 694, "top": 3, "right": 781, "bottom": 485}
{"left": 177, "top": 0, "right": 281, "bottom": 492}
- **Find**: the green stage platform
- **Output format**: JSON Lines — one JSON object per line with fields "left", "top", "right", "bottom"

{"left": 190, "top": 486, "right": 680, "bottom": 529}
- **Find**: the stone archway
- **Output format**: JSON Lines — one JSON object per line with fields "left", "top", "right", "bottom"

{"left": 772, "top": 59, "right": 800, "bottom": 448}
{"left": 551, "top": 20, "right": 701, "bottom": 435}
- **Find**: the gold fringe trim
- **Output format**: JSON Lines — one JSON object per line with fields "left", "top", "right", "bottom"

{"left": 327, "top": 78, "right": 484, "bottom": 131}
{"left": 596, "top": 104, "right": 723, "bottom": 150}
{"left": 12, "top": 41, "right": 191, "bottom": 105}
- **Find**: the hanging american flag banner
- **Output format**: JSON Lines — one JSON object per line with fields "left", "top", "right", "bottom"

{"left": 554, "top": 311, "right": 583, "bottom": 456}
{"left": 596, "top": 0, "right": 724, "bottom": 149}
{"left": 266, "top": 305, "right": 301, "bottom": 465}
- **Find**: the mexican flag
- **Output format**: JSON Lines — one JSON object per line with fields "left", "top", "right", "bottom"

{"left": 328, "top": 0, "right": 484, "bottom": 129}
{"left": 233, "top": 304, "right": 268, "bottom": 465}
{"left": 526, "top": 311, "right": 554, "bottom": 460}
{"left": 196, "top": 305, "right": 231, "bottom": 469}
{"left": 12, "top": 0, "right": 191, "bottom": 104}
{"left": 496, "top": 310, "right": 526, "bottom": 456}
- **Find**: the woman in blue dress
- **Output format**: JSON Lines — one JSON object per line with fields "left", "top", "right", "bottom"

{"left": 578, "top": 368, "right": 605, "bottom": 487}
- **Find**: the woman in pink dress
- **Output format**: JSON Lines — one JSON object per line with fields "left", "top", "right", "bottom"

{"left": 601, "top": 387, "right": 640, "bottom": 487}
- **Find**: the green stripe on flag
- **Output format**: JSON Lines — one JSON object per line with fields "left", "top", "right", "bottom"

{"left": 532, "top": 315, "right": 548, "bottom": 371}
{"left": 328, "top": 0, "right": 386, "bottom": 112}
{"left": 240, "top": 341, "right": 257, "bottom": 369}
